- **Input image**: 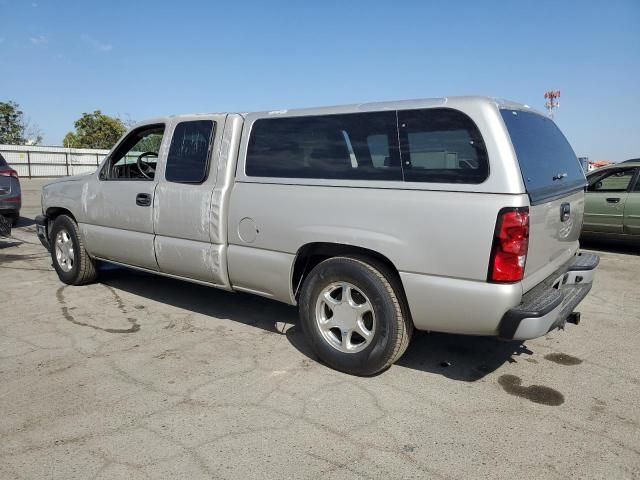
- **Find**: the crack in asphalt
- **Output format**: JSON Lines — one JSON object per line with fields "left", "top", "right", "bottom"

{"left": 56, "top": 286, "right": 140, "bottom": 334}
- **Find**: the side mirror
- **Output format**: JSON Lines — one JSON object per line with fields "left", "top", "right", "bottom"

{"left": 588, "top": 180, "right": 603, "bottom": 191}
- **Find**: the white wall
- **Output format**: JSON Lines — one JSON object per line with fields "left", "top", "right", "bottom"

{"left": 0, "top": 144, "right": 110, "bottom": 178}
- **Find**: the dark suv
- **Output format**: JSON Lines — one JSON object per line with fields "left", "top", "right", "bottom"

{"left": 0, "top": 153, "right": 21, "bottom": 226}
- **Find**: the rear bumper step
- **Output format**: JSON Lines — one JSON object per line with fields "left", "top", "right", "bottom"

{"left": 569, "top": 252, "right": 600, "bottom": 271}
{"left": 499, "top": 252, "right": 599, "bottom": 340}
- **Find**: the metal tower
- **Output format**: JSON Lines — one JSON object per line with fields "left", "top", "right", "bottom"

{"left": 544, "top": 90, "right": 561, "bottom": 118}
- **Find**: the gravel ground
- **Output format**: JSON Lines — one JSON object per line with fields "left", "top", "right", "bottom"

{"left": 0, "top": 178, "right": 638, "bottom": 479}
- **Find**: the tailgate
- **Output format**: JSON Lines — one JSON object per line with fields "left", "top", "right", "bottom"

{"left": 0, "top": 175, "right": 12, "bottom": 197}
{"left": 524, "top": 190, "right": 584, "bottom": 291}
{"left": 500, "top": 108, "right": 587, "bottom": 292}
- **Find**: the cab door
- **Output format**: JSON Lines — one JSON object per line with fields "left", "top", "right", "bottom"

{"left": 153, "top": 115, "right": 228, "bottom": 285}
{"left": 623, "top": 169, "right": 640, "bottom": 235}
{"left": 583, "top": 168, "right": 635, "bottom": 233}
{"left": 81, "top": 123, "right": 166, "bottom": 270}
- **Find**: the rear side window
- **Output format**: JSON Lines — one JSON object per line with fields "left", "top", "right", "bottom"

{"left": 246, "top": 111, "right": 401, "bottom": 180}
{"left": 246, "top": 109, "right": 489, "bottom": 184}
{"left": 398, "top": 108, "right": 489, "bottom": 183}
{"left": 165, "top": 120, "right": 215, "bottom": 184}
{"left": 0, "top": 153, "right": 7, "bottom": 167}
{"left": 501, "top": 110, "right": 586, "bottom": 203}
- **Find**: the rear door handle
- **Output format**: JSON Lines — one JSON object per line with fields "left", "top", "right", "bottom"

{"left": 136, "top": 193, "right": 151, "bottom": 207}
{"left": 606, "top": 197, "right": 621, "bottom": 204}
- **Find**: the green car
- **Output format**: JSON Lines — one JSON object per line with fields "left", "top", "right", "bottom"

{"left": 582, "top": 159, "right": 640, "bottom": 239}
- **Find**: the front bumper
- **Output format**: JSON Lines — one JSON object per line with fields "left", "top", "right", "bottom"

{"left": 35, "top": 214, "right": 50, "bottom": 251}
{"left": 499, "top": 252, "right": 600, "bottom": 340}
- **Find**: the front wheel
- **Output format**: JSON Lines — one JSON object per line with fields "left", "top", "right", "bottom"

{"left": 299, "top": 256, "right": 413, "bottom": 376}
{"left": 50, "top": 214, "right": 98, "bottom": 285}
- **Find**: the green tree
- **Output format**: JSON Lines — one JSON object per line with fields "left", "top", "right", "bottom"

{"left": 0, "top": 100, "right": 43, "bottom": 145}
{"left": 63, "top": 110, "right": 126, "bottom": 149}
{"left": 134, "top": 134, "right": 163, "bottom": 153}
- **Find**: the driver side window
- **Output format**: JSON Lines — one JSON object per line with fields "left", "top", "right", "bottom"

{"left": 588, "top": 168, "right": 635, "bottom": 192}
{"left": 101, "top": 124, "right": 165, "bottom": 181}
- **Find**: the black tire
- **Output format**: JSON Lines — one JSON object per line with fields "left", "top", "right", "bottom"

{"left": 10, "top": 212, "right": 19, "bottom": 227}
{"left": 299, "top": 256, "right": 413, "bottom": 376}
{"left": 50, "top": 214, "right": 98, "bottom": 285}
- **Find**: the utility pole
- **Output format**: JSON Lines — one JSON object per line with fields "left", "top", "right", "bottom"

{"left": 544, "top": 90, "right": 561, "bottom": 118}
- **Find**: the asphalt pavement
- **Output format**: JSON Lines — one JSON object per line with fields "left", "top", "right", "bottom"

{"left": 1, "top": 178, "right": 638, "bottom": 479}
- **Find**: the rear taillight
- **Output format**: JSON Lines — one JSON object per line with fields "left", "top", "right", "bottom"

{"left": 0, "top": 168, "right": 18, "bottom": 179}
{"left": 488, "top": 207, "right": 529, "bottom": 283}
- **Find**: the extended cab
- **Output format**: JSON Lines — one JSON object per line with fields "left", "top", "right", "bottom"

{"left": 36, "top": 97, "right": 598, "bottom": 375}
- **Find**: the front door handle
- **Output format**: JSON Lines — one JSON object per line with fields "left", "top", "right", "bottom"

{"left": 606, "top": 197, "right": 621, "bottom": 204}
{"left": 136, "top": 193, "right": 151, "bottom": 207}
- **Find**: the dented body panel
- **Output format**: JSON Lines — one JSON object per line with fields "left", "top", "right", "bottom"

{"left": 153, "top": 113, "right": 228, "bottom": 285}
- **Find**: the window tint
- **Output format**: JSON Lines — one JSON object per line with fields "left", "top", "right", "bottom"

{"left": 103, "top": 125, "right": 164, "bottom": 180}
{"left": 246, "top": 111, "right": 401, "bottom": 180}
{"left": 367, "top": 134, "right": 390, "bottom": 168}
{"left": 501, "top": 110, "right": 586, "bottom": 203}
{"left": 634, "top": 170, "right": 640, "bottom": 192}
{"left": 0, "top": 153, "right": 7, "bottom": 167}
{"left": 588, "top": 169, "right": 635, "bottom": 192}
{"left": 165, "top": 120, "right": 214, "bottom": 184}
{"left": 398, "top": 108, "right": 489, "bottom": 184}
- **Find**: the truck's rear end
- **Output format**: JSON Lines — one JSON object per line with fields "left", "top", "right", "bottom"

{"left": 0, "top": 153, "right": 21, "bottom": 227}
{"left": 494, "top": 108, "right": 598, "bottom": 340}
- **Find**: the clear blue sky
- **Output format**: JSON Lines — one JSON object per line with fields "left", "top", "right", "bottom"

{"left": 1, "top": 0, "right": 638, "bottom": 161}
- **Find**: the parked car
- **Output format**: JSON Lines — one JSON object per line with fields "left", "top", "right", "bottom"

{"left": 0, "top": 153, "right": 21, "bottom": 227}
{"left": 36, "top": 97, "right": 598, "bottom": 375}
{"left": 582, "top": 160, "right": 640, "bottom": 239}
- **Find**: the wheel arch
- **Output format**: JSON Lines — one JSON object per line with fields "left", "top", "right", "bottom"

{"left": 46, "top": 207, "right": 77, "bottom": 222}
{"left": 45, "top": 207, "right": 78, "bottom": 240}
{"left": 291, "top": 242, "right": 408, "bottom": 306}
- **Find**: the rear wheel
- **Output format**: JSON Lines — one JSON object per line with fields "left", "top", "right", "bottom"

{"left": 50, "top": 215, "right": 98, "bottom": 285}
{"left": 299, "top": 256, "right": 413, "bottom": 376}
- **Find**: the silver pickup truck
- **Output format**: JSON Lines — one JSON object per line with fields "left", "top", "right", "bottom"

{"left": 36, "top": 97, "right": 598, "bottom": 375}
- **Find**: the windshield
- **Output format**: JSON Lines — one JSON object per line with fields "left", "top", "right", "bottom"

{"left": 501, "top": 109, "right": 586, "bottom": 204}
